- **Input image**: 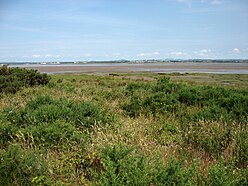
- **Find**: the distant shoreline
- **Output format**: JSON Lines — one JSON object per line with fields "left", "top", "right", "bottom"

{"left": 7, "top": 62, "right": 248, "bottom": 74}
{"left": 1, "top": 59, "right": 248, "bottom": 66}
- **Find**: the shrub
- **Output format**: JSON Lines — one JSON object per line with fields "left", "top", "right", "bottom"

{"left": 0, "top": 144, "right": 47, "bottom": 186}
{"left": 123, "top": 77, "right": 248, "bottom": 123}
{"left": 205, "top": 160, "right": 248, "bottom": 186}
{"left": 4, "top": 95, "right": 113, "bottom": 129}
{"left": 185, "top": 121, "right": 232, "bottom": 157}
{"left": 143, "top": 93, "right": 180, "bottom": 115}
{"left": 0, "top": 65, "right": 50, "bottom": 94}
{"left": 24, "top": 120, "right": 85, "bottom": 147}
{"left": 0, "top": 122, "right": 19, "bottom": 147}
{"left": 1, "top": 96, "right": 114, "bottom": 147}
{"left": 121, "top": 96, "right": 143, "bottom": 117}
{"left": 233, "top": 129, "right": 248, "bottom": 168}
{"left": 92, "top": 144, "right": 197, "bottom": 186}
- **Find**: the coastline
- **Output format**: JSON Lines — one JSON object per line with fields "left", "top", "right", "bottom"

{"left": 8, "top": 62, "right": 248, "bottom": 74}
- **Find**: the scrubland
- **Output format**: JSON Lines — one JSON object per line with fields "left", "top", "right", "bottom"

{"left": 0, "top": 66, "right": 247, "bottom": 185}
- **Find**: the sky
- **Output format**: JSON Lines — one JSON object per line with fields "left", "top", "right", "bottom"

{"left": 0, "top": 0, "right": 248, "bottom": 62}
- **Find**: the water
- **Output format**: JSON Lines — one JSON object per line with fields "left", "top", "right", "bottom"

{"left": 7, "top": 62, "right": 248, "bottom": 74}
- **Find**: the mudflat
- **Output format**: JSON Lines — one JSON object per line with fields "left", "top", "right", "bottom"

{"left": 11, "top": 62, "right": 248, "bottom": 74}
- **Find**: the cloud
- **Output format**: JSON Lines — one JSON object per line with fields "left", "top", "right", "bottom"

{"left": 83, "top": 53, "right": 92, "bottom": 57}
{"left": 211, "top": 0, "right": 223, "bottom": 5}
{"left": 138, "top": 52, "right": 160, "bottom": 57}
{"left": 175, "top": 0, "right": 223, "bottom": 5}
{"left": 232, "top": 48, "right": 240, "bottom": 54}
{"left": 195, "top": 49, "right": 212, "bottom": 57}
{"left": 174, "top": 0, "right": 192, "bottom": 7}
{"left": 170, "top": 51, "right": 188, "bottom": 57}
{"left": 112, "top": 53, "right": 121, "bottom": 57}
{"left": 176, "top": 0, "right": 190, "bottom": 2}
{"left": 31, "top": 54, "right": 42, "bottom": 58}
{"left": 45, "top": 54, "right": 52, "bottom": 57}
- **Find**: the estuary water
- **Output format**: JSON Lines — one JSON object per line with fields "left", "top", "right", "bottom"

{"left": 7, "top": 62, "right": 248, "bottom": 74}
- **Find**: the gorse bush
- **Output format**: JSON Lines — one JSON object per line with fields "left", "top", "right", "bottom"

{"left": 205, "top": 159, "right": 248, "bottom": 186}
{"left": 185, "top": 121, "right": 233, "bottom": 157}
{"left": 0, "top": 65, "right": 50, "bottom": 94}
{"left": 122, "top": 77, "right": 248, "bottom": 160}
{"left": 233, "top": 129, "right": 248, "bottom": 168}
{"left": 1, "top": 95, "right": 114, "bottom": 147}
{"left": 93, "top": 144, "right": 198, "bottom": 186}
{"left": 4, "top": 95, "right": 113, "bottom": 128}
{"left": 0, "top": 144, "right": 46, "bottom": 186}
{"left": 24, "top": 120, "right": 85, "bottom": 146}
{"left": 123, "top": 77, "right": 248, "bottom": 123}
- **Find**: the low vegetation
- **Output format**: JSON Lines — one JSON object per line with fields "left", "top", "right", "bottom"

{"left": 0, "top": 67, "right": 247, "bottom": 185}
{"left": 0, "top": 65, "right": 50, "bottom": 94}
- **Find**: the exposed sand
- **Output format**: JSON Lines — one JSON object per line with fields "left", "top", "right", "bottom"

{"left": 11, "top": 62, "right": 248, "bottom": 74}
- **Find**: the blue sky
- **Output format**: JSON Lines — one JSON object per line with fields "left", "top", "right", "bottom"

{"left": 0, "top": 0, "right": 248, "bottom": 62}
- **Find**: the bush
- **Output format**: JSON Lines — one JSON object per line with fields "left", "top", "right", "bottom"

{"left": 1, "top": 96, "right": 114, "bottom": 147}
{"left": 0, "top": 65, "right": 50, "bottom": 94}
{"left": 92, "top": 144, "right": 197, "bottom": 186}
{"left": 234, "top": 129, "right": 248, "bottom": 168}
{"left": 123, "top": 77, "right": 248, "bottom": 123}
{"left": 185, "top": 121, "right": 232, "bottom": 157}
{"left": 0, "top": 144, "right": 47, "bottom": 186}
{"left": 205, "top": 160, "right": 248, "bottom": 186}
{"left": 24, "top": 120, "right": 85, "bottom": 147}
{"left": 4, "top": 95, "right": 113, "bottom": 129}
{"left": 0, "top": 122, "right": 19, "bottom": 147}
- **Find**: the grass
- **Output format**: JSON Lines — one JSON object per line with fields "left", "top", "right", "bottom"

{"left": 0, "top": 71, "right": 248, "bottom": 185}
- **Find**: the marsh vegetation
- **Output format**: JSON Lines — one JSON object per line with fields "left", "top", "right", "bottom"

{"left": 0, "top": 66, "right": 247, "bottom": 185}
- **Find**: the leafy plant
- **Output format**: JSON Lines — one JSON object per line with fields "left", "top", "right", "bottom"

{"left": 0, "top": 144, "right": 47, "bottom": 186}
{"left": 0, "top": 65, "right": 50, "bottom": 94}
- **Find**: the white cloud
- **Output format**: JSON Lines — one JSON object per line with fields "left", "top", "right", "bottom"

{"left": 211, "top": 0, "right": 223, "bottom": 5}
{"left": 174, "top": 0, "right": 192, "bottom": 7}
{"left": 138, "top": 51, "right": 160, "bottom": 57}
{"left": 195, "top": 49, "right": 212, "bottom": 57}
{"left": 170, "top": 51, "right": 188, "bottom": 57}
{"left": 112, "top": 53, "right": 121, "bottom": 57}
{"left": 232, "top": 48, "right": 240, "bottom": 54}
{"left": 45, "top": 54, "right": 52, "bottom": 57}
{"left": 31, "top": 54, "right": 42, "bottom": 58}
{"left": 176, "top": 0, "right": 223, "bottom": 5}
{"left": 177, "top": 0, "right": 190, "bottom": 2}
{"left": 83, "top": 53, "right": 92, "bottom": 57}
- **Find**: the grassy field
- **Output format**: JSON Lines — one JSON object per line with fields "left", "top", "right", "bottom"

{"left": 0, "top": 71, "right": 248, "bottom": 185}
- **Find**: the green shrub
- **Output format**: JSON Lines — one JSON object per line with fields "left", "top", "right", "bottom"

{"left": 204, "top": 160, "right": 248, "bottom": 186}
{"left": 185, "top": 122, "right": 232, "bottom": 157}
{"left": 125, "top": 82, "right": 151, "bottom": 95}
{"left": 92, "top": 144, "right": 197, "bottom": 186}
{"left": 0, "top": 144, "right": 47, "bottom": 186}
{"left": 4, "top": 95, "right": 113, "bottom": 129}
{"left": 234, "top": 129, "right": 248, "bottom": 168}
{"left": 24, "top": 120, "right": 85, "bottom": 147}
{"left": 143, "top": 93, "right": 180, "bottom": 115}
{"left": 122, "top": 96, "right": 143, "bottom": 117}
{"left": 1, "top": 96, "right": 114, "bottom": 147}
{"left": 123, "top": 77, "right": 248, "bottom": 123}
{"left": 0, "top": 65, "right": 50, "bottom": 94}
{"left": 188, "top": 106, "right": 233, "bottom": 123}
{"left": 0, "top": 122, "right": 19, "bottom": 147}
